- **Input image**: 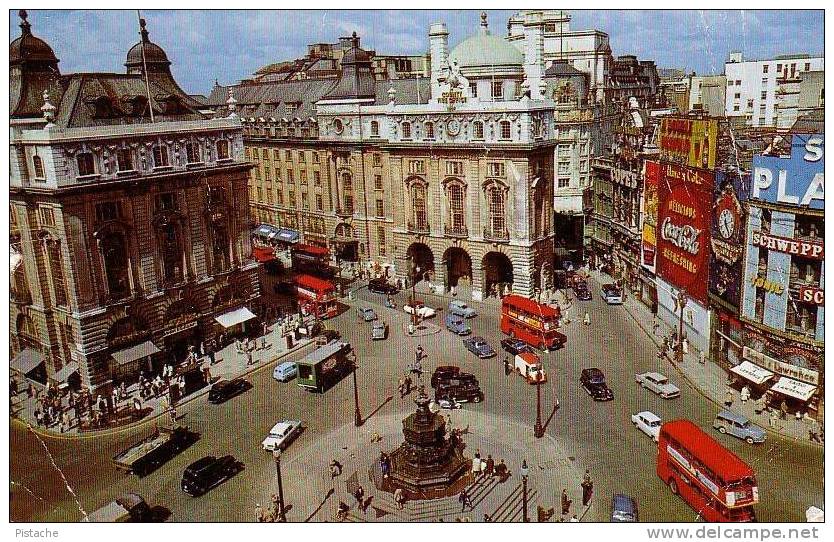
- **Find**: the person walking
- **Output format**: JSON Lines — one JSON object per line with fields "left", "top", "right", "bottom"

{"left": 740, "top": 385, "right": 750, "bottom": 403}
{"left": 809, "top": 418, "right": 821, "bottom": 443}
{"left": 485, "top": 455, "right": 495, "bottom": 477}
{"left": 583, "top": 312, "right": 590, "bottom": 326}
{"left": 779, "top": 399, "right": 789, "bottom": 420}
{"left": 769, "top": 409, "right": 779, "bottom": 429}
{"left": 353, "top": 485, "right": 364, "bottom": 506}
{"left": 581, "top": 469, "right": 593, "bottom": 507}
{"left": 329, "top": 459, "right": 343, "bottom": 478}
{"left": 394, "top": 488, "right": 406, "bottom": 510}
{"left": 504, "top": 356, "right": 512, "bottom": 376}
{"left": 458, "top": 488, "right": 472, "bottom": 512}
{"left": 561, "top": 488, "right": 572, "bottom": 516}
{"left": 724, "top": 388, "right": 734, "bottom": 408}
{"left": 652, "top": 318, "right": 660, "bottom": 335}
{"left": 471, "top": 453, "right": 482, "bottom": 480}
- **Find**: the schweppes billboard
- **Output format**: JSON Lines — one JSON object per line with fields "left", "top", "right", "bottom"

{"left": 658, "top": 116, "right": 719, "bottom": 170}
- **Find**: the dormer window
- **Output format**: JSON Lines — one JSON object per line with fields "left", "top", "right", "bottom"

{"left": 77, "top": 152, "right": 96, "bottom": 177}
{"left": 152, "top": 145, "right": 170, "bottom": 168}
{"left": 116, "top": 148, "right": 134, "bottom": 172}
{"left": 425, "top": 122, "right": 435, "bottom": 140}
{"left": 129, "top": 96, "right": 150, "bottom": 117}
{"left": 32, "top": 155, "right": 45, "bottom": 179}
{"left": 402, "top": 122, "right": 412, "bottom": 139}
{"left": 216, "top": 139, "right": 230, "bottom": 160}
{"left": 93, "top": 96, "right": 117, "bottom": 119}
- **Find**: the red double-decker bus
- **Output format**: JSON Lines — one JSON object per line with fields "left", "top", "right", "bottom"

{"left": 658, "top": 420, "right": 758, "bottom": 522}
{"left": 294, "top": 274, "right": 338, "bottom": 319}
{"left": 500, "top": 294, "right": 565, "bottom": 350}
{"left": 291, "top": 244, "right": 334, "bottom": 278}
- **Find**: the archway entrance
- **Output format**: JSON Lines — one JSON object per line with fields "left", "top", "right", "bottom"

{"left": 333, "top": 223, "right": 358, "bottom": 262}
{"left": 406, "top": 243, "right": 435, "bottom": 283}
{"left": 482, "top": 252, "right": 514, "bottom": 298}
{"left": 443, "top": 247, "right": 472, "bottom": 290}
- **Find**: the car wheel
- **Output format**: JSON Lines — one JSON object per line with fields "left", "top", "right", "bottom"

{"left": 718, "top": 426, "right": 727, "bottom": 434}
{"left": 745, "top": 437, "right": 754, "bottom": 445}
{"left": 669, "top": 478, "right": 679, "bottom": 495}
{"left": 473, "top": 395, "right": 482, "bottom": 403}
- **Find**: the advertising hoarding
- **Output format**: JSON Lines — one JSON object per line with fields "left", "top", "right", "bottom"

{"left": 656, "top": 163, "right": 714, "bottom": 305}
{"left": 709, "top": 171, "right": 748, "bottom": 310}
{"left": 751, "top": 134, "right": 824, "bottom": 210}
{"left": 641, "top": 160, "right": 660, "bottom": 272}
{"left": 658, "top": 117, "right": 719, "bottom": 170}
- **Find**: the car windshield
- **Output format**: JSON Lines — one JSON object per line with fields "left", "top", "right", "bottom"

{"left": 613, "top": 510, "right": 634, "bottom": 521}
{"left": 649, "top": 420, "right": 661, "bottom": 427}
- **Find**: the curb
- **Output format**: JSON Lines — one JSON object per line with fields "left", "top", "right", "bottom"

{"left": 614, "top": 279, "right": 822, "bottom": 447}
{"left": 19, "top": 338, "right": 316, "bottom": 441}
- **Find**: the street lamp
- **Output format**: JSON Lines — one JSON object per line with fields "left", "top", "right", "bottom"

{"left": 352, "top": 361, "right": 363, "bottom": 427}
{"left": 520, "top": 459, "right": 530, "bottom": 522}
{"left": 675, "top": 290, "right": 688, "bottom": 363}
{"left": 272, "top": 449, "right": 287, "bottom": 522}
{"left": 534, "top": 378, "right": 544, "bottom": 438}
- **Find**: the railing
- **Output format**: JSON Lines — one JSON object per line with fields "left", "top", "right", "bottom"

{"left": 443, "top": 224, "right": 468, "bottom": 238}
{"left": 483, "top": 227, "right": 509, "bottom": 242}
{"left": 335, "top": 207, "right": 353, "bottom": 217}
{"left": 407, "top": 221, "right": 431, "bottom": 234}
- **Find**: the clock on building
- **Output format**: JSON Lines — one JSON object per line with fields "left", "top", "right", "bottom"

{"left": 446, "top": 118, "right": 461, "bottom": 136}
{"left": 719, "top": 208, "right": 735, "bottom": 239}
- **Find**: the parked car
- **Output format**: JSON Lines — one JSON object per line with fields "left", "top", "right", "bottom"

{"left": 371, "top": 320, "right": 387, "bottom": 340}
{"left": 601, "top": 283, "right": 624, "bottom": 304}
{"left": 445, "top": 313, "right": 471, "bottom": 336}
{"left": 500, "top": 337, "right": 534, "bottom": 356}
{"left": 272, "top": 362, "right": 298, "bottom": 382}
{"left": 573, "top": 283, "right": 592, "bottom": 301}
{"left": 580, "top": 368, "right": 614, "bottom": 401}
{"left": 635, "top": 372, "right": 681, "bottom": 399}
{"left": 431, "top": 366, "right": 462, "bottom": 388}
{"left": 112, "top": 425, "right": 197, "bottom": 477}
{"left": 436, "top": 380, "right": 484, "bottom": 403}
{"left": 180, "top": 455, "right": 241, "bottom": 497}
{"left": 368, "top": 278, "right": 398, "bottom": 295}
{"left": 611, "top": 494, "right": 639, "bottom": 522}
{"left": 448, "top": 300, "right": 477, "bottom": 318}
{"left": 207, "top": 378, "right": 250, "bottom": 404}
{"left": 87, "top": 493, "right": 151, "bottom": 522}
{"left": 404, "top": 300, "right": 436, "bottom": 319}
{"left": 262, "top": 420, "right": 304, "bottom": 451}
{"left": 463, "top": 336, "right": 496, "bottom": 358}
{"left": 713, "top": 410, "right": 766, "bottom": 444}
{"left": 631, "top": 411, "right": 662, "bottom": 442}
{"left": 357, "top": 307, "right": 378, "bottom": 322}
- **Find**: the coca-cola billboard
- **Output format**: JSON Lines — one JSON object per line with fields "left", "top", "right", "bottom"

{"left": 656, "top": 163, "right": 714, "bottom": 305}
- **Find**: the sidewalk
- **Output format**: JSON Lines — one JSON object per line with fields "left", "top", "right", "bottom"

{"left": 10, "top": 321, "right": 314, "bottom": 438}
{"left": 583, "top": 269, "right": 822, "bottom": 447}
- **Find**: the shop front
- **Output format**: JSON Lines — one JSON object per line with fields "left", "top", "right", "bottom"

{"left": 214, "top": 307, "right": 258, "bottom": 339}
{"left": 728, "top": 359, "right": 775, "bottom": 398}
{"left": 110, "top": 340, "right": 161, "bottom": 384}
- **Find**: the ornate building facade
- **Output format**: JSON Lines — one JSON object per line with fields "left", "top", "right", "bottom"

{"left": 9, "top": 13, "right": 258, "bottom": 392}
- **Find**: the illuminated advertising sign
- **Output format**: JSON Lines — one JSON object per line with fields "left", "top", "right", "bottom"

{"left": 750, "top": 231, "right": 824, "bottom": 259}
{"left": 656, "top": 163, "right": 714, "bottom": 304}
{"left": 641, "top": 160, "right": 660, "bottom": 272}
{"left": 751, "top": 134, "right": 824, "bottom": 209}
{"left": 658, "top": 117, "right": 718, "bottom": 170}
{"left": 709, "top": 171, "right": 748, "bottom": 309}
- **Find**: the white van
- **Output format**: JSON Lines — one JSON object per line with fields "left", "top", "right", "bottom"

{"left": 273, "top": 361, "right": 298, "bottom": 382}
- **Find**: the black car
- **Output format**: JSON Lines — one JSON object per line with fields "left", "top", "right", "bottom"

{"left": 430, "top": 366, "right": 479, "bottom": 389}
{"left": 580, "top": 368, "right": 614, "bottom": 401}
{"left": 436, "top": 382, "right": 484, "bottom": 404}
{"left": 368, "top": 278, "right": 398, "bottom": 295}
{"left": 181, "top": 455, "right": 242, "bottom": 497}
{"left": 207, "top": 378, "right": 250, "bottom": 404}
{"left": 573, "top": 284, "right": 592, "bottom": 301}
{"left": 500, "top": 337, "right": 534, "bottom": 356}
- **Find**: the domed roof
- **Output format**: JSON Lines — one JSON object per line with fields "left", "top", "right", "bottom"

{"left": 9, "top": 10, "right": 59, "bottom": 67}
{"left": 125, "top": 18, "right": 171, "bottom": 72}
{"left": 449, "top": 13, "right": 523, "bottom": 69}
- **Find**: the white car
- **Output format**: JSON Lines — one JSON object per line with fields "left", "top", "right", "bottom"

{"left": 631, "top": 411, "right": 662, "bottom": 442}
{"left": 404, "top": 300, "right": 436, "bottom": 318}
{"left": 635, "top": 371, "right": 681, "bottom": 399}
{"left": 261, "top": 420, "right": 302, "bottom": 451}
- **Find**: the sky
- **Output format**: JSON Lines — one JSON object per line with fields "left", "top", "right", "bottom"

{"left": 10, "top": 9, "right": 825, "bottom": 96}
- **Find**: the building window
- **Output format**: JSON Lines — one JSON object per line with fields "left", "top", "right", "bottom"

{"left": 487, "top": 186, "right": 506, "bottom": 234}
{"left": 499, "top": 120, "right": 511, "bottom": 140}
{"left": 333, "top": 119, "right": 344, "bottom": 134}
{"left": 287, "top": 170, "right": 294, "bottom": 184}
{"left": 253, "top": 168, "right": 261, "bottom": 181}
{"left": 315, "top": 194, "right": 323, "bottom": 211}
{"left": 184, "top": 143, "right": 200, "bottom": 165}
{"left": 376, "top": 199, "right": 385, "bottom": 217}
{"left": 374, "top": 174, "right": 383, "bottom": 190}
{"left": 256, "top": 187, "right": 263, "bottom": 202}
{"left": 448, "top": 183, "right": 465, "bottom": 229}
{"left": 301, "top": 191, "right": 309, "bottom": 210}
{"left": 264, "top": 166, "right": 271, "bottom": 181}
{"left": 156, "top": 193, "right": 177, "bottom": 212}
{"left": 288, "top": 189, "right": 295, "bottom": 207}
{"left": 77, "top": 152, "right": 96, "bottom": 176}
{"left": 277, "top": 190, "right": 284, "bottom": 205}
{"left": 425, "top": 122, "right": 435, "bottom": 140}
{"left": 373, "top": 153, "right": 382, "bottom": 167}
{"left": 473, "top": 121, "right": 484, "bottom": 140}
{"left": 100, "top": 231, "right": 131, "bottom": 299}
{"left": 95, "top": 202, "right": 120, "bottom": 222}
{"left": 370, "top": 121, "right": 379, "bottom": 137}
{"left": 408, "top": 160, "right": 426, "bottom": 174}
{"left": 216, "top": 139, "right": 230, "bottom": 160}
{"left": 402, "top": 122, "right": 412, "bottom": 139}
{"left": 446, "top": 161, "right": 463, "bottom": 176}
{"left": 558, "top": 161, "right": 570, "bottom": 175}
{"left": 312, "top": 151, "right": 319, "bottom": 163}
{"left": 300, "top": 171, "right": 307, "bottom": 185}
{"left": 734, "top": 92, "right": 741, "bottom": 99}
{"left": 727, "top": 80, "right": 733, "bottom": 86}
{"left": 733, "top": 105, "right": 740, "bottom": 112}
{"left": 492, "top": 81, "right": 503, "bottom": 100}
{"left": 342, "top": 173, "right": 354, "bottom": 213}
{"left": 763, "top": 65, "right": 769, "bottom": 74}
{"left": 735, "top": 80, "right": 741, "bottom": 85}
{"left": 284, "top": 150, "right": 292, "bottom": 161}
{"left": 314, "top": 171, "right": 321, "bottom": 187}
{"left": 487, "top": 162, "right": 505, "bottom": 177}
{"left": 298, "top": 151, "right": 305, "bottom": 163}
{"left": 32, "top": 155, "right": 45, "bottom": 179}
{"left": 152, "top": 146, "right": 169, "bottom": 168}
{"left": 469, "top": 81, "right": 477, "bottom": 97}
{"left": 760, "top": 91, "right": 767, "bottom": 100}
{"left": 558, "top": 144, "right": 571, "bottom": 157}
{"left": 411, "top": 184, "right": 427, "bottom": 229}
{"left": 39, "top": 206, "right": 56, "bottom": 227}
{"left": 377, "top": 226, "right": 386, "bottom": 256}
{"left": 557, "top": 177, "right": 570, "bottom": 188}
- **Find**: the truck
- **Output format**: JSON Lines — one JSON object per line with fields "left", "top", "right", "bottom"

{"left": 296, "top": 340, "right": 356, "bottom": 393}
{"left": 112, "top": 425, "right": 196, "bottom": 476}
{"left": 86, "top": 493, "right": 151, "bottom": 522}
{"left": 515, "top": 352, "right": 547, "bottom": 384}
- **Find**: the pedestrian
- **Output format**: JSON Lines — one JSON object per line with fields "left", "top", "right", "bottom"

{"left": 169, "top": 406, "right": 177, "bottom": 425}
{"left": 495, "top": 458, "right": 508, "bottom": 481}
{"left": 380, "top": 452, "right": 390, "bottom": 479}
{"left": 178, "top": 377, "right": 186, "bottom": 397}
{"left": 34, "top": 409, "right": 43, "bottom": 427}
{"left": 809, "top": 418, "right": 821, "bottom": 443}
{"left": 404, "top": 375, "right": 412, "bottom": 395}
{"left": 458, "top": 488, "right": 471, "bottom": 512}
{"left": 337, "top": 501, "right": 350, "bottom": 521}
{"left": 133, "top": 397, "right": 142, "bottom": 412}
{"left": 583, "top": 312, "right": 590, "bottom": 326}
{"left": 504, "top": 356, "right": 512, "bottom": 376}
{"left": 415, "top": 345, "right": 425, "bottom": 364}
{"left": 485, "top": 455, "right": 495, "bottom": 477}
{"left": 699, "top": 351, "right": 706, "bottom": 365}
{"left": 652, "top": 318, "right": 660, "bottom": 335}
{"left": 27, "top": 383, "right": 34, "bottom": 398}
{"left": 581, "top": 469, "right": 593, "bottom": 507}
{"left": 247, "top": 350, "right": 254, "bottom": 366}
{"left": 780, "top": 400, "right": 789, "bottom": 420}
{"left": 353, "top": 484, "right": 364, "bottom": 506}
{"left": 398, "top": 379, "right": 406, "bottom": 399}
{"left": 394, "top": 488, "right": 406, "bottom": 510}
{"left": 262, "top": 322, "right": 269, "bottom": 349}
{"left": 724, "top": 388, "right": 734, "bottom": 407}
{"left": 561, "top": 488, "right": 572, "bottom": 516}
{"left": 330, "top": 459, "right": 343, "bottom": 478}
{"left": 471, "top": 455, "right": 481, "bottom": 480}
{"left": 740, "top": 385, "right": 750, "bottom": 403}
{"left": 63, "top": 411, "right": 71, "bottom": 431}
{"left": 769, "top": 409, "right": 778, "bottom": 428}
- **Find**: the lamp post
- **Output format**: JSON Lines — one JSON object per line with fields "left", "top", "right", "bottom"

{"left": 675, "top": 290, "right": 688, "bottom": 363}
{"left": 534, "top": 378, "right": 544, "bottom": 438}
{"left": 410, "top": 259, "right": 421, "bottom": 327}
{"left": 352, "top": 361, "right": 363, "bottom": 427}
{"left": 520, "top": 460, "right": 530, "bottom": 522}
{"left": 272, "top": 449, "right": 287, "bottom": 522}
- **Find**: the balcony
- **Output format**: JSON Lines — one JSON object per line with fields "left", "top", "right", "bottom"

{"left": 407, "top": 221, "right": 431, "bottom": 235}
{"left": 335, "top": 207, "right": 354, "bottom": 218}
{"left": 483, "top": 226, "right": 510, "bottom": 242}
{"left": 443, "top": 224, "right": 468, "bottom": 238}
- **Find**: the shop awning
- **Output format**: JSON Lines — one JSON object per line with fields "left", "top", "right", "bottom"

{"left": 770, "top": 377, "right": 817, "bottom": 402}
{"left": 729, "top": 360, "right": 775, "bottom": 385}
{"left": 11, "top": 348, "right": 45, "bottom": 374}
{"left": 112, "top": 341, "right": 161, "bottom": 366}
{"left": 215, "top": 307, "right": 256, "bottom": 328}
{"left": 276, "top": 228, "right": 300, "bottom": 244}
{"left": 54, "top": 362, "right": 79, "bottom": 383}
{"left": 253, "top": 223, "right": 280, "bottom": 240}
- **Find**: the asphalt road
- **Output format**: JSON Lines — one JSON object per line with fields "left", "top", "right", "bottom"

{"left": 9, "top": 280, "right": 823, "bottom": 522}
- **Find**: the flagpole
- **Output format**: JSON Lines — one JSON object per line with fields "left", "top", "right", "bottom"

{"left": 138, "top": 11, "right": 155, "bottom": 122}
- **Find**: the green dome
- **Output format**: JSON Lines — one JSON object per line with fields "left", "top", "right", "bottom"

{"left": 449, "top": 33, "right": 523, "bottom": 69}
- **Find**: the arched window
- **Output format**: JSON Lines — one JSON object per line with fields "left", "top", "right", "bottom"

{"left": 473, "top": 121, "right": 484, "bottom": 140}
{"left": 33, "top": 155, "right": 45, "bottom": 179}
{"left": 448, "top": 183, "right": 465, "bottom": 230}
{"left": 76, "top": 152, "right": 96, "bottom": 176}
{"left": 411, "top": 183, "right": 428, "bottom": 230}
{"left": 341, "top": 172, "right": 354, "bottom": 213}
{"left": 402, "top": 122, "right": 412, "bottom": 139}
{"left": 216, "top": 139, "right": 230, "bottom": 160}
{"left": 425, "top": 122, "right": 435, "bottom": 140}
{"left": 487, "top": 186, "right": 506, "bottom": 236}
{"left": 99, "top": 231, "right": 131, "bottom": 300}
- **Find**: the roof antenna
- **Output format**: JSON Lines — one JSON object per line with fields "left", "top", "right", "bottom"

{"left": 137, "top": 11, "right": 155, "bottom": 122}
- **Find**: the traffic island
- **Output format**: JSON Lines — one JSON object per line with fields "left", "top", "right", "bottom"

{"left": 400, "top": 322, "right": 441, "bottom": 337}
